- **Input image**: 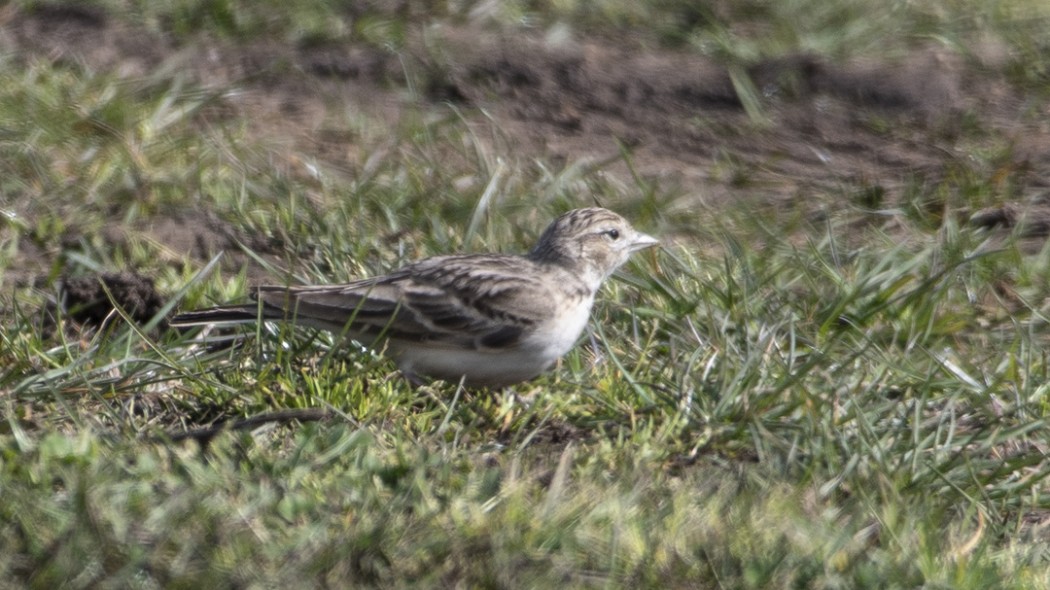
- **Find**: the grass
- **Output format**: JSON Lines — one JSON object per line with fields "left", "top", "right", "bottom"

{"left": 4, "top": 0, "right": 1050, "bottom": 587}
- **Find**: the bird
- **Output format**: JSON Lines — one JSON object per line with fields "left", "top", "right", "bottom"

{"left": 170, "top": 207, "right": 658, "bottom": 387}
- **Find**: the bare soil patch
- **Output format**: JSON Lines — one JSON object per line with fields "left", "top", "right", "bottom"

{"left": 5, "top": 3, "right": 1050, "bottom": 289}
{"left": 432, "top": 31, "right": 1047, "bottom": 210}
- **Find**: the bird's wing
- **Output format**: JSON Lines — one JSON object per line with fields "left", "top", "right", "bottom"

{"left": 250, "top": 254, "right": 562, "bottom": 346}
{"left": 256, "top": 256, "right": 559, "bottom": 349}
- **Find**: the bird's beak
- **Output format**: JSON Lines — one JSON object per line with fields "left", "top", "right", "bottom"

{"left": 629, "top": 232, "right": 659, "bottom": 252}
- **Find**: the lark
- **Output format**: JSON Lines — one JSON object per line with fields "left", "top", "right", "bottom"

{"left": 170, "top": 207, "right": 658, "bottom": 387}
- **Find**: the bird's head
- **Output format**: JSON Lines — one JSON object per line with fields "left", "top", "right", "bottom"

{"left": 528, "top": 207, "right": 658, "bottom": 288}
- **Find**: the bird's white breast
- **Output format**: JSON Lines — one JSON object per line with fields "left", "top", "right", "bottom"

{"left": 526, "top": 293, "right": 594, "bottom": 360}
{"left": 394, "top": 293, "right": 595, "bottom": 387}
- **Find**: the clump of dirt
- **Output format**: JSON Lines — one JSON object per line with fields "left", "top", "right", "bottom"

{"left": 967, "top": 200, "right": 1050, "bottom": 251}
{"left": 53, "top": 272, "right": 165, "bottom": 330}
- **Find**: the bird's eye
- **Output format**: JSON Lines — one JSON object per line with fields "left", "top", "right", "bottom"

{"left": 603, "top": 229, "right": 620, "bottom": 240}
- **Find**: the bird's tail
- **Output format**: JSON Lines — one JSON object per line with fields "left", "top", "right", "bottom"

{"left": 169, "top": 304, "right": 275, "bottom": 327}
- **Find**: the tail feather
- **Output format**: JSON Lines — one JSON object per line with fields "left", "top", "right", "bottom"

{"left": 169, "top": 304, "right": 271, "bottom": 327}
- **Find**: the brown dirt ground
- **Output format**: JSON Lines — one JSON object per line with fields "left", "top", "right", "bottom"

{"left": 4, "top": 4, "right": 1050, "bottom": 320}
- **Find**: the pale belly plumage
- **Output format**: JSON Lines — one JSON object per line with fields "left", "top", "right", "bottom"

{"left": 393, "top": 296, "right": 594, "bottom": 387}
